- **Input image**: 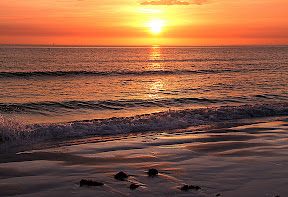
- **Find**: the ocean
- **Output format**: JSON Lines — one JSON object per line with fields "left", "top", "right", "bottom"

{"left": 1, "top": 45, "right": 288, "bottom": 146}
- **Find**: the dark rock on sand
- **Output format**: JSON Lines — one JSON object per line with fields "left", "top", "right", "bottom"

{"left": 180, "top": 184, "right": 201, "bottom": 191}
{"left": 129, "top": 183, "right": 140, "bottom": 190}
{"left": 148, "top": 168, "right": 158, "bottom": 176}
{"left": 114, "top": 171, "right": 129, "bottom": 181}
{"left": 216, "top": 194, "right": 221, "bottom": 196}
{"left": 79, "top": 179, "right": 104, "bottom": 187}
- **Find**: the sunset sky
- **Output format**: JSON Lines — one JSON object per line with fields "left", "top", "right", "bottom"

{"left": 1, "top": 0, "right": 288, "bottom": 45}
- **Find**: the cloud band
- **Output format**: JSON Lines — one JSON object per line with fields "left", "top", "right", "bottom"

{"left": 140, "top": 0, "right": 208, "bottom": 6}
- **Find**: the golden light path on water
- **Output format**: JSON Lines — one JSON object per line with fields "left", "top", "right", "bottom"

{"left": 145, "top": 46, "right": 165, "bottom": 99}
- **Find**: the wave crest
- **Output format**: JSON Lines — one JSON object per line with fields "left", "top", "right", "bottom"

{"left": 1, "top": 103, "right": 288, "bottom": 145}
{"left": 0, "top": 67, "right": 268, "bottom": 78}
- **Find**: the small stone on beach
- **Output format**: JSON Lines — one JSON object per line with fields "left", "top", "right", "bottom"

{"left": 180, "top": 184, "right": 201, "bottom": 191}
{"left": 129, "top": 183, "right": 140, "bottom": 190}
{"left": 148, "top": 168, "right": 158, "bottom": 176}
{"left": 79, "top": 179, "right": 104, "bottom": 187}
{"left": 114, "top": 171, "right": 129, "bottom": 181}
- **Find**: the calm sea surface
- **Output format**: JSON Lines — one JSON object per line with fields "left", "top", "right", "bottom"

{"left": 0, "top": 45, "right": 288, "bottom": 143}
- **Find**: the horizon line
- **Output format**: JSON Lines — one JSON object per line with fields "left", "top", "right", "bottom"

{"left": 0, "top": 43, "right": 288, "bottom": 47}
{"left": 1, "top": 44, "right": 288, "bottom": 48}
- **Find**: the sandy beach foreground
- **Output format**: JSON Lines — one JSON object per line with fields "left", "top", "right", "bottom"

{"left": 1, "top": 117, "right": 288, "bottom": 197}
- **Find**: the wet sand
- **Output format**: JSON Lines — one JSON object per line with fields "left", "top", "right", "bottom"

{"left": 1, "top": 118, "right": 288, "bottom": 196}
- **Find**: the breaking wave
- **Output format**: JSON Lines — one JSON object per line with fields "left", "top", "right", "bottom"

{"left": 1, "top": 102, "right": 288, "bottom": 144}
{"left": 0, "top": 98, "right": 223, "bottom": 115}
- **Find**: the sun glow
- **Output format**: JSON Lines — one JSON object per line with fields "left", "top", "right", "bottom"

{"left": 148, "top": 20, "right": 165, "bottom": 34}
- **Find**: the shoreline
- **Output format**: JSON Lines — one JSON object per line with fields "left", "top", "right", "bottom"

{"left": 1, "top": 114, "right": 287, "bottom": 154}
{"left": 1, "top": 116, "right": 288, "bottom": 196}
{"left": 1, "top": 102, "right": 288, "bottom": 154}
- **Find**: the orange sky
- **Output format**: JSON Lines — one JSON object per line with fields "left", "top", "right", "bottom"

{"left": 1, "top": 0, "right": 288, "bottom": 45}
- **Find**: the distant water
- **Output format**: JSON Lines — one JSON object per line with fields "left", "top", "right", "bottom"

{"left": 0, "top": 45, "right": 288, "bottom": 144}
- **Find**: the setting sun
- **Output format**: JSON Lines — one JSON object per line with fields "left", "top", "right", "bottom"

{"left": 148, "top": 20, "right": 165, "bottom": 34}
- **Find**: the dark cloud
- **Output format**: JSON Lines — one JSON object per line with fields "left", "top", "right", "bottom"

{"left": 140, "top": 0, "right": 208, "bottom": 6}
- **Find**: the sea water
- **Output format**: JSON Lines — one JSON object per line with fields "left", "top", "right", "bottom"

{"left": 0, "top": 45, "right": 288, "bottom": 143}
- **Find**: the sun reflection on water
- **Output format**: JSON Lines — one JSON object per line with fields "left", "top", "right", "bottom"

{"left": 146, "top": 45, "right": 164, "bottom": 71}
{"left": 146, "top": 79, "right": 164, "bottom": 99}
{"left": 145, "top": 46, "right": 166, "bottom": 99}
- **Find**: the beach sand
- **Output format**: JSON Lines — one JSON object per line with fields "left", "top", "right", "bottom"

{"left": 1, "top": 117, "right": 288, "bottom": 197}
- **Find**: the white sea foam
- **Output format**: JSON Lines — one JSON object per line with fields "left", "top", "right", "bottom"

{"left": 1, "top": 103, "right": 288, "bottom": 145}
